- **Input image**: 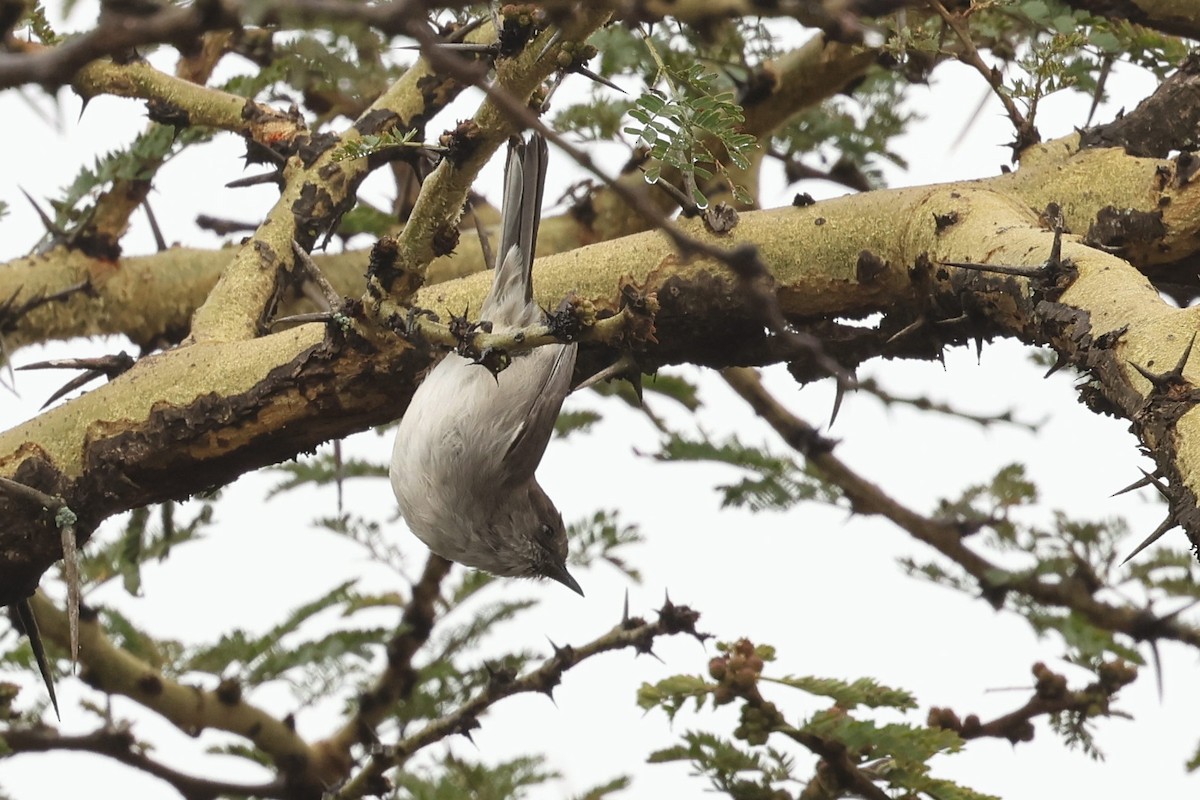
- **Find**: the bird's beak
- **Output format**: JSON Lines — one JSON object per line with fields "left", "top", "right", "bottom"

{"left": 545, "top": 560, "right": 584, "bottom": 596}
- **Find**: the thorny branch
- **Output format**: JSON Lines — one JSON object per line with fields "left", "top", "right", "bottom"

{"left": 313, "top": 554, "right": 452, "bottom": 773}
{"left": 329, "top": 598, "right": 705, "bottom": 799}
{"left": 930, "top": 0, "right": 1038, "bottom": 153}
{"left": 719, "top": 367, "right": 1200, "bottom": 652}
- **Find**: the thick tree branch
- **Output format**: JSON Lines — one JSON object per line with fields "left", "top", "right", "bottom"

{"left": 6, "top": 158, "right": 1200, "bottom": 600}
{"left": 72, "top": 57, "right": 308, "bottom": 148}
{"left": 186, "top": 16, "right": 493, "bottom": 342}
{"left": 314, "top": 554, "right": 452, "bottom": 774}
{"left": 24, "top": 592, "right": 332, "bottom": 795}
{"left": 1061, "top": 0, "right": 1200, "bottom": 40}
{"left": 1079, "top": 50, "right": 1200, "bottom": 157}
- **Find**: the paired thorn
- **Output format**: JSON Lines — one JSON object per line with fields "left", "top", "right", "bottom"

{"left": 1120, "top": 516, "right": 1176, "bottom": 565}
{"left": 1047, "top": 207, "right": 1065, "bottom": 267}
{"left": 1150, "top": 639, "right": 1164, "bottom": 703}
{"left": 536, "top": 29, "right": 564, "bottom": 62}
{"left": 399, "top": 41, "right": 498, "bottom": 55}
{"left": 0, "top": 477, "right": 82, "bottom": 709}
{"left": 829, "top": 378, "right": 846, "bottom": 428}
{"left": 575, "top": 354, "right": 639, "bottom": 394}
{"left": 1129, "top": 333, "right": 1198, "bottom": 390}
{"left": 12, "top": 599, "right": 58, "bottom": 719}
{"left": 291, "top": 240, "right": 344, "bottom": 312}
{"left": 20, "top": 188, "right": 63, "bottom": 238}
{"left": 1043, "top": 352, "right": 1068, "bottom": 379}
{"left": 143, "top": 200, "right": 167, "bottom": 252}
{"left": 18, "top": 351, "right": 135, "bottom": 409}
{"left": 1111, "top": 469, "right": 1165, "bottom": 498}
{"left": 545, "top": 635, "right": 573, "bottom": 661}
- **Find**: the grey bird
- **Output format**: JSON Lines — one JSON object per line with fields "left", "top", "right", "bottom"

{"left": 389, "top": 134, "right": 582, "bottom": 594}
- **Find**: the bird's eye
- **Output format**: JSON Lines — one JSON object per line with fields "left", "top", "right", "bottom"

{"left": 538, "top": 523, "right": 555, "bottom": 542}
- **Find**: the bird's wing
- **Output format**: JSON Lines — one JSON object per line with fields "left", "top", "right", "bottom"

{"left": 500, "top": 341, "right": 578, "bottom": 486}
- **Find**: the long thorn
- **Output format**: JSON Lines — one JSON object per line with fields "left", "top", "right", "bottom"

{"left": 1111, "top": 470, "right": 1161, "bottom": 498}
{"left": 1121, "top": 517, "right": 1175, "bottom": 565}
{"left": 13, "top": 599, "right": 58, "bottom": 719}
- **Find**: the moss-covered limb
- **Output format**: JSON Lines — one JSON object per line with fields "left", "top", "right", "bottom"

{"left": 0, "top": 138, "right": 1193, "bottom": 351}
{"left": 24, "top": 592, "right": 333, "bottom": 795}
{"left": 1, "top": 135, "right": 1195, "bottom": 352}
{"left": 0, "top": 247, "right": 327, "bottom": 352}
{"left": 185, "top": 22, "right": 495, "bottom": 343}
{"left": 0, "top": 3, "right": 243, "bottom": 90}
{"left": 0, "top": 321, "right": 427, "bottom": 604}
{"left": 997, "top": 135, "right": 1200, "bottom": 271}
{"left": 0, "top": 208, "right": 632, "bottom": 353}
{"left": 919, "top": 185, "right": 1200, "bottom": 552}
{"left": 73, "top": 57, "right": 307, "bottom": 147}
{"left": 1, "top": 179, "right": 1198, "bottom": 601}
{"left": 495, "top": 0, "right": 897, "bottom": 28}
{"left": 425, "top": 182, "right": 1200, "bottom": 542}
{"left": 364, "top": 9, "right": 614, "bottom": 305}
{"left": 1061, "top": 0, "right": 1200, "bottom": 39}
{"left": 72, "top": 42, "right": 258, "bottom": 261}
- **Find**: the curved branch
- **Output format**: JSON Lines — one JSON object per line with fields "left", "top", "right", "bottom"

{"left": 24, "top": 592, "right": 333, "bottom": 795}
{"left": 0, "top": 724, "right": 284, "bottom": 800}
{"left": 330, "top": 598, "right": 705, "bottom": 799}
{"left": 719, "top": 367, "right": 1200, "bottom": 649}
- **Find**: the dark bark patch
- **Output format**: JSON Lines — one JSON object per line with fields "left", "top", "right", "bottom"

{"left": 652, "top": 270, "right": 766, "bottom": 368}
{"left": 431, "top": 223, "right": 460, "bottom": 257}
{"left": 292, "top": 183, "right": 336, "bottom": 247}
{"left": 366, "top": 237, "right": 403, "bottom": 292}
{"left": 933, "top": 210, "right": 959, "bottom": 232}
{"left": 439, "top": 119, "right": 482, "bottom": 167}
{"left": 136, "top": 673, "right": 164, "bottom": 696}
{"left": 738, "top": 65, "right": 778, "bottom": 107}
{"left": 1176, "top": 151, "right": 1200, "bottom": 186}
{"left": 297, "top": 132, "right": 339, "bottom": 168}
{"left": 856, "top": 250, "right": 887, "bottom": 283}
{"left": 355, "top": 108, "right": 403, "bottom": 137}
{"left": 145, "top": 97, "right": 189, "bottom": 128}
{"left": 1085, "top": 206, "right": 1166, "bottom": 252}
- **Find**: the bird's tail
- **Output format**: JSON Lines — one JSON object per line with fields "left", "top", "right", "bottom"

{"left": 483, "top": 133, "right": 548, "bottom": 325}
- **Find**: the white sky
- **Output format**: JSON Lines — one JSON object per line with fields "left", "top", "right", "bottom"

{"left": 0, "top": 10, "right": 1194, "bottom": 800}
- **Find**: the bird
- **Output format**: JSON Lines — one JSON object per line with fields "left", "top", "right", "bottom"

{"left": 390, "top": 133, "right": 582, "bottom": 594}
